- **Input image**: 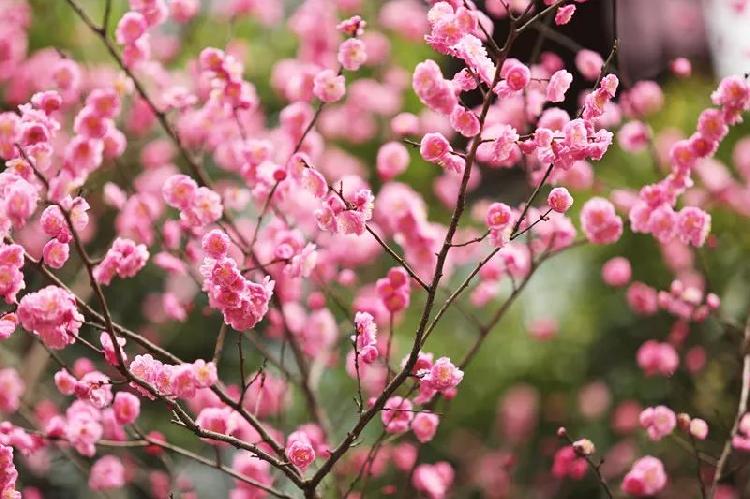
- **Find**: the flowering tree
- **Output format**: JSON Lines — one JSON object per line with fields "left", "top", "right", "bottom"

{"left": 1, "top": 0, "right": 750, "bottom": 497}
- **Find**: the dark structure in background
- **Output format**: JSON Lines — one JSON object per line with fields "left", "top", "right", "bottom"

{"left": 464, "top": 0, "right": 710, "bottom": 202}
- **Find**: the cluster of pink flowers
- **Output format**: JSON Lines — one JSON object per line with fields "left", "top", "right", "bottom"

{"left": 0, "top": 163, "right": 39, "bottom": 238}
{"left": 129, "top": 354, "right": 217, "bottom": 398}
{"left": 353, "top": 311, "right": 378, "bottom": 363}
{"left": 656, "top": 279, "right": 720, "bottom": 322}
{"left": 93, "top": 237, "right": 150, "bottom": 285}
{"left": 376, "top": 266, "right": 411, "bottom": 312}
{"left": 0, "top": 444, "right": 20, "bottom": 499}
{"left": 626, "top": 77, "right": 750, "bottom": 249}
{"left": 162, "top": 175, "right": 224, "bottom": 229}
{"left": 198, "top": 47, "right": 258, "bottom": 111}
{"left": 199, "top": 229, "right": 275, "bottom": 331}
{"left": 552, "top": 445, "right": 588, "bottom": 480}
{"left": 115, "top": 1, "right": 166, "bottom": 67}
{"left": 0, "top": 243, "right": 24, "bottom": 304}
{"left": 315, "top": 183, "right": 375, "bottom": 236}
{"left": 418, "top": 356, "right": 464, "bottom": 402}
{"left": 419, "top": 131, "right": 465, "bottom": 175}
{"left": 639, "top": 405, "right": 676, "bottom": 441}
{"left": 17, "top": 285, "right": 83, "bottom": 349}
{"left": 636, "top": 340, "right": 679, "bottom": 377}
{"left": 580, "top": 197, "right": 623, "bottom": 244}
{"left": 2, "top": 0, "right": 750, "bottom": 496}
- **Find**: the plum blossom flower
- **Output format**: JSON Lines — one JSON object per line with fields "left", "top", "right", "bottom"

{"left": 580, "top": 197, "right": 623, "bottom": 244}
{"left": 93, "top": 237, "right": 150, "bottom": 286}
{"left": 286, "top": 431, "right": 316, "bottom": 470}
{"left": 546, "top": 69, "right": 572, "bottom": 102}
{"left": 412, "top": 461, "right": 454, "bottom": 499}
{"left": 382, "top": 396, "right": 414, "bottom": 433}
{"left": 621, "top": 456, "right": 667, "bottom": 497}
{"left": 89, "top": 455, "right": 125, "bottom": 491}
{"left": 421, "top": 357, "right": 463, "bottom": 393}
{"left": 547, "top": 187, "right": 573, "bottom": 213}
{"left": 639, "top": 405, "right": 676, "bottom": 441}
{"left": 17, "top": 286, "right": 83, "bottom": 350}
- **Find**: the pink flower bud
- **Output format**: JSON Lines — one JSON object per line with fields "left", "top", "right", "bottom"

{"left": 547, "top": 187, "right": 573, "bottom": 213}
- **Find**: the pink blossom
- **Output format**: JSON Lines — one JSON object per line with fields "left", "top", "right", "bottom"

{"left": 546, "top": 69, "right": 572, "bottom": 102}
{"left": 492, "top": 124, "right": 520, "bottom": 162}
{"left": 89, "top": 455, "right": 125, "bottom": 491}
{"left": 0, "top": 444, "right": 19, "bottom": 498}
{"left": 0, "top": 313, "right": 17, "bottom": 340}
{"left": 162, "top": 174, "right": 197, "bottom": 209}
{"left": 42, "top": 239, "right": 69, "bottom": 269}
{"left": 285, "top": 431, "right": 316, "bottom": 470}
{"left": 65, "top": 402, "right": 103, "bottom": 456}
{"left": 690, "top": 418, "right": 708, "bottom": 440}
{"left": 670, "top": 58, "right": 691, "bottom": 77}
{"left": 733, "top": 413, "right": 750, "bottom": 451}
{"left": 618, "top": 121, "right": 650, "bottom": 152}
{"left": 627, "top": 282, "right": 659, "bottom": 316}
{"left": 338, "top": 38, "right": 367, "bottom": 71}
{"left": 547, "top": 187, "right": 573, "bottom": 213}
{"left": 0, "top": 244, "right": 25, "bottom": 304}
{"left": 353, "top": 311, "right": 378, "bottom": 364}
{"left": 17, "top": 286, "right": 83, "bottom": 350}
{"left": 621, "top": 456, "right": 667, "bottom": 497}
{"left": 313, "top": 70, "right": 346, "bottom": 102}
{"left": 376, "top": 141, "right": 410, "bottom": 180}
{"left": 170, "top": 0, "right": 199, "bottom": 22}
{"left": 420, "top": 132, "right": 451, "bottom": 162}
{"left": 580, "top": 197, "right": 623, "bottom": 244}
{"left": 337, "top": 15, "right": 367, "bottom": 37}
{"left": 711, "top": 75, "right": 750, "bottom": 121}
{"left": 601, "top": 256, "right": 631, "bottom": 287}
{"left": 676, "top": 206, "right": 711, "bottom": 247}
{"left": 552, "top": 446, "right": 588, "bottom": 480}
{"left": 382, "top": 396, "right": 414, "bottom": 433}
{"left": 485, "top": 202, "right": 513, "bottom": 231}
{"left": 639, "top": 405, "right": 676, "bottom": 440}
{"left": 231, "top": 452, "right": 274, "bottom": 495}
{"left": 412, "top": 59, "right": 458, "bottom": 115}
{"left": 500, "top": 58, "right": 530, "bottom": 92}
{"left": 528, "top": 318, "right": 558, "bottom": 341}
{"left": 412, "top": 412, "right": 439, "bottom": 443}
{"left": 421, "top": 356, "right": 463, "bottom": 393}
{"left": 0, "top": 368, "right": 24, "bottom": 413}
{"left": 575, "top": 49, "right": 603, "bottom": 81}
{"left": 646, "top": 204, "right": 678, "bottom": 243}
{"left": 555, "top": 4, "right": 576, "bottom": 25}
{"left": 201, "top": 229, "right": 231, "bottom": 259}
{"left": 93, "top": 237, "right": 150, "bottom": 286}
{"left": 636, "top": 340, "right": 678, "bottom": 376}
{"left": 116, "top": 12, "right": 148, "bottom": 45}
{"left": 412, "top": 461, "right": 454, "bottom": 499}
{"left": 113, "top": 392, "right": 141, "bottom": 425}
{"left": 449, "top": 105, "right": 480, "bottom": 137}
